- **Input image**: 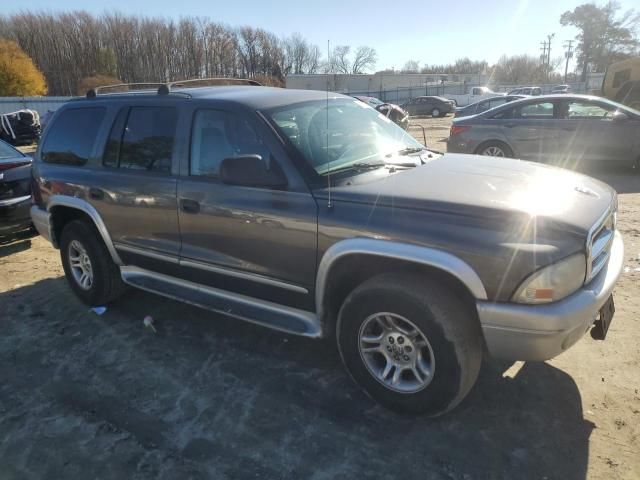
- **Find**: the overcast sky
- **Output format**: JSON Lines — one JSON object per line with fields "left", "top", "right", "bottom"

{"left": 4, "top": 0, "right": 638, "bottom": 72}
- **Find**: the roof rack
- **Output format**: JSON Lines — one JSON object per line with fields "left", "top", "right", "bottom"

{"left": 86, "top": 77, "right": 262, "bottom": 98}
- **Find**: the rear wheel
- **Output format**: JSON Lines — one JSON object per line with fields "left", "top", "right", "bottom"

{"left": 337, "top": 273, "right": 483, "bottom": 416}
{"left": 60, "top": 219, "right": 125, "bottom": 306}
{"left": 475, "top": 141, "right": 514, "bottom": 158}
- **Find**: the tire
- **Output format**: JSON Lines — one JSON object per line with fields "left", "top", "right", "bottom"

{"left": 337, "top": 273, "right": 483, "bottom": 416}
{"left": 431, "top": 108, "right": 441, "bottom": 118}
{"left": 59, "top": 219, "right": 125, "bottom": 306}
{"left": 475, "top": 141, "right": 514, "bottom": 158}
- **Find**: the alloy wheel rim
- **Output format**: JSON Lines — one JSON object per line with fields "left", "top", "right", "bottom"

{"left": 358, "top": 312, "right": 435, "bottom": 393}
{"left": 482, "top": 146, "right": 505, "bottom": 157}
{"left": 68, "top": 240, "right": 93, "bottom": 290}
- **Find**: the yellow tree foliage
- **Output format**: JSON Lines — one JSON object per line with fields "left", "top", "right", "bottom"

{"left": 0, "top": 39, "right": 47, "bottom": 96}
{"left": 77, "top": 75, "right": 122, "bottom": 96}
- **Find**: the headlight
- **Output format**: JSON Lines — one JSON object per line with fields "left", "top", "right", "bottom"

{"left": 513, "top": 253, "right": 586, "bottom": 304}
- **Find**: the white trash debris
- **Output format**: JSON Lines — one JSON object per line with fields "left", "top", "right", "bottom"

{"left": 143, "top": 315, "right": 157, "bottom": 333}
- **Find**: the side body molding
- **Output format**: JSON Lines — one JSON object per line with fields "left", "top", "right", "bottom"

{"left": 47, "top": 195, "right": 124, "bottom": 266}
{"left": 315, "top": 238, "right": 488, "bottom": 319}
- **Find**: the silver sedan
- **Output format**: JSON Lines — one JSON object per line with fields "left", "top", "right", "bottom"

{"left": 447, "top": 94, "right": 640, "bottom": 170}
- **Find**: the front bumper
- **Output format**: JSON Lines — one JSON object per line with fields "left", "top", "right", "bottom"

{"left": 30, "top": 205, "right": 54, "bottom": 244}
{"left": 477, "top": 230, "right": 624, "bottom": 361}
{"left": 0, "top": 195, "right": 32, "bottom": 235}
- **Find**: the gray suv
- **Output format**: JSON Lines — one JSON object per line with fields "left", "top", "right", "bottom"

{"left": 31, "top": 80, "right": 624, "bottom": 416}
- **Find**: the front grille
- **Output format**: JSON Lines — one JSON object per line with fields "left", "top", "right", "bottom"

{"left": 586, "top": 206, "right": 616, "bottom": 282}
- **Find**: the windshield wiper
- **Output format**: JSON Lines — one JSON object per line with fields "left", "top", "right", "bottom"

{"left": 395, "top": 146, "right": 426, "bottom": 156}
{"left": 323, "top": 162, "right": 387, "bottom": 174}
{"left": 324, "top": 160, "right": 420, "bottom": 175}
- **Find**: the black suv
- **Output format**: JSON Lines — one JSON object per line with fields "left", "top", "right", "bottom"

{"left": 31, "top": 79, "right": 623, "bottom": 416}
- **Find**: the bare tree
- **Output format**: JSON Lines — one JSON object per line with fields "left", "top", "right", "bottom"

{"left": 0, "top": 11, "right": 326, "bottom": 94}
{"left": 305, "top": 44, "right": 321, "bottom": 73}
{"left": 351, "top": 46, "right": 377, "bottom": 74}
{"left": 331, "top": 45, "right": 351, "bottom": 74}
{"left": 401, "top": 60, "right": 420, "bottom": 73}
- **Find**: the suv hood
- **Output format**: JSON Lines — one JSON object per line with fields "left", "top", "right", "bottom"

{"left": 317, "top": 154, "right": 614, "bottom": 235}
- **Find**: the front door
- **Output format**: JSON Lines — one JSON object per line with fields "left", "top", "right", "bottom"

{"left": 176, "top": 107, "right": 318, "bottom": 310}
{"left": 555, "top": 98, "right": 637, "bottom": 169}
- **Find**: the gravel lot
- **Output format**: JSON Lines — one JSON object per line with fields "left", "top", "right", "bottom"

{"left": 1, "top": 119, "right": 639, "bottom": 479}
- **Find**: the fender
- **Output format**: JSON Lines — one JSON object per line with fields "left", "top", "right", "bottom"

{"left": 315, "top": 238, "right": 488, "bottom": 320}
{"left": 47, "top": 195, "right": 123, "bottom": 266}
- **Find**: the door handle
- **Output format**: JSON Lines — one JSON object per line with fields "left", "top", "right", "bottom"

{"left": 180, "top": 199, "right": 200, "bottom": 214}
{"left": 89, "top": 187, "right": 104, "bottom": 200}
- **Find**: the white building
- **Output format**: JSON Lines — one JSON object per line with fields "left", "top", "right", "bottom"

{"left": 285, "top": 73, "right": 488, "bottom": 94}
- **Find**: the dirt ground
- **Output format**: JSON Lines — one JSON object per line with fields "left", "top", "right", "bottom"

{"left": 1, "top": 121, "right": 639, "bottom": 479}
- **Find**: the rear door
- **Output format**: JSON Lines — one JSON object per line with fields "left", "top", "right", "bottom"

{"left": 92, "top": 103, "right": 182, "bottom": 270}
{"left": 494, "top": 100, "right": 559, "bottom": 160}
{"left": 176, "top": 106, "right": 318, "bottom": 309}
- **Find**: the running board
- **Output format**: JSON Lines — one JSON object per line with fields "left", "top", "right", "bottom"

{"left": 120, "top": 267, "right": 321, "bottom": 338}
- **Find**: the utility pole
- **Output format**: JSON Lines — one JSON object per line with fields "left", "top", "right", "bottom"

{"left": 563, "top": 40, "right": 574, "bottom": 83}
{"left": 546, "top": 33, "right": 555, "bottom": 82}
{"left": 540, "top": 41, "right": 548, "bottom": 66}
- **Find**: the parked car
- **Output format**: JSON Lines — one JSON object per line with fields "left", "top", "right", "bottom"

{"left": 353, "top": 96, "right": 410, "bottom": 129}
{"left": 447, "top": 94, "right": 640, "bottom": 170}
{"left": 0, "top": 109, "right": 41, "bottom": 146}
{"left": 401, "top": 96, "right": 455, "bottom": 117}
{"left": 444, "top": 86, "right": 504, "bottom": 106}
{"left": 31, "top": 81, "right": 623, "bottom": 416}
{"left": 454, "top": 95, "right": 526, "bottom": 118}
{"left": 507, "top": 86, "right": 542, "bottom": 96}
{"left": 551, "top": 84, "right": 571, "bottom": 94}
{"left": 0, "top": 139, "right": 32, "bottom": 236}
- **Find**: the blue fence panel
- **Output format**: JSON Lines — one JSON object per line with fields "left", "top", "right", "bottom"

{"left": 0, "top": 96, "right": 73, "bottom": 115}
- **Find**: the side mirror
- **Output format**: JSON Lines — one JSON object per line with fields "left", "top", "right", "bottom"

{"left": 219, "top": 155, "right": 287, "bottom": 188}
{"left": 611, "top": 111, "right": 629, "bottom": 122}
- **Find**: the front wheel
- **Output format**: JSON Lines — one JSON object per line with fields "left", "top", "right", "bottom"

{"left": 431, "top": 108, "right": 441, "bottom": 118}
{"left": 337, "top": 273, "right": 483, "bottom": 416}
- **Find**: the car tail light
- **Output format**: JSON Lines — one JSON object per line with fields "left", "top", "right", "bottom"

{"left": 450, "top": 125, "right": 471, "bottom": 136}
{"left": 30, "top": 171, "right": 43, "bottom": 206}
{"left": 0, "top": 160, "right": 31, "bottom": 172}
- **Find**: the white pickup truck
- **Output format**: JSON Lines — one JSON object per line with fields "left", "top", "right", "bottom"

{"left": 444, "top": 87, "right": 505, "bottom": 106}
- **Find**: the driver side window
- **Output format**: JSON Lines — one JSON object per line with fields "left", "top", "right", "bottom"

{"left": 190, "top": 110, "right": 270, "bottom": 177}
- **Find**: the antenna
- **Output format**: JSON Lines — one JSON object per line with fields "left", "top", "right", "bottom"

{"left": 326, "top": 39, "right": 332, "bottom": 209}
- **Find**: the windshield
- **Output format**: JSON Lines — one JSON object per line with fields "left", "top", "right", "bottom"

{"left": 265, "top": 98, "right": 423, "bottom": 175}
{"left": 366, "top": 97, "right": 384, "bottom": 106}
{"left": 0, "top": 141, "right": 23, "bottom": 160}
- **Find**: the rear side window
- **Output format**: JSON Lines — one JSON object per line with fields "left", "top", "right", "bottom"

{"left": 41, "top": 108, "right": 105, "bottom": 165}
{"left": 102, "top": 107, "right": 177, "bottom": 174}
{"left": 492, "top": 107, "right": 515, "bottom": 119}
{"left": 518, "top": 102, "right": 554, "bottom": 119}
